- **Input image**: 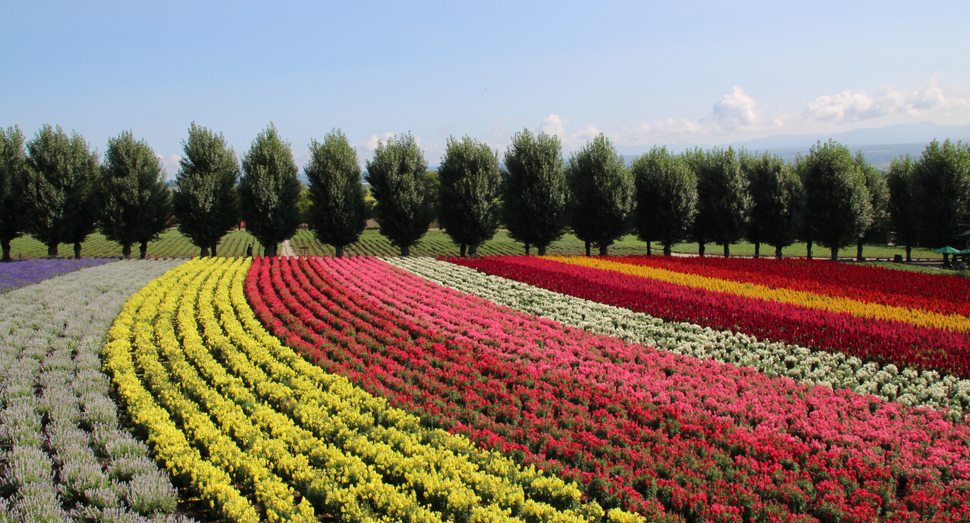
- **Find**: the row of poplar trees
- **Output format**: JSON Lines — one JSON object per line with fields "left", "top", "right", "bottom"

{"left": 3, "top": 122, "right": 967, "bottom": 262}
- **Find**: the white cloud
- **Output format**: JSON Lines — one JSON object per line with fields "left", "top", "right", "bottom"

{"left": 804, "top": 79, "right": 965, "bottom": 123}
{"left": 711, "top": 86, "right": 761, "bottom": 130}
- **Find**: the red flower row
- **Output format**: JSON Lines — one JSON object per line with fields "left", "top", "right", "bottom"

{"left": 244, "top": 256, "right": 969, "bottom": 522}
{"left": 445, "top": 256, "right": 970, "bottom": 379}
{"left": 608, "top": 255, "right": 970, "bottom": 317}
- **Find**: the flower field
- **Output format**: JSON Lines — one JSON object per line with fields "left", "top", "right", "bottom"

{"left": 5, "top": 254, "right": 970, "bottom": 522}
{"left": 0, "top": 258, "right": 115, "bottom": 293}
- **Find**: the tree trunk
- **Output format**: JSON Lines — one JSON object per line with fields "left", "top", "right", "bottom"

{"left": 537, "top": 245, "right": 547, "bottom": 256}
{"left": 139, "top": 242, "right": 148, "bottom": 259}
{"left": 663, "top": 243, "right": 672, "bottom": 256}
{"left": 48, "top": 243, "right": 58, "bottom": 258}
{"left": 400, "top": 244, "right": 410, "bottom": 256}
{"left": 905, "top": 244, "right": 912, "bottom": 262}
{"left": 200, "top": 246, "right": 209, "bottom": 257}
{"left": 335, "top": 245, "right": 344, "bottom": 258}
{"left": 74, "top": 242, "right": 82, "bottom": 259}
{"left": 460, "top": 243, "right": 467, "bottom": 257}
{"left": 122, "top": 244, "right": 131, "bottom": 260}
{"left": 857, "top": 241, "right": 864, "bottom": 261}
{"left": 698, "top": 242, "right": 705, "bottom": 257}
{"left": 806, "top": 240, "right": 813, "bottom": 260}
{"left": 469, "top": 244, "right": 478, "bottom": 257}
{"left": 830, "top": 246, "right": 839, "bottom": 262}
{"left": 1, "top": 239, "right": 10, "bottom": 262}
{"left": 524, "top": 243, "right": 530, "bottom": 256}
{"left": 754, "top": 242, "right": 760, "bottom": 258}
{"left": 211, "top": 242, "right": 218, "bottom": 257}
{"left": 723, "top": 243, "right": 730, "bottom": 258}
{"left": 599, "top": 244, "right": 608, "bottom": 256}
{"left": 585, "top": 241, "right": 591, "bottom": 257}
{"left": 646, "top": 241, "right": 652, "bottom": 256}
{"left": 775, "top": 245, "right": 783, "bottom": 259}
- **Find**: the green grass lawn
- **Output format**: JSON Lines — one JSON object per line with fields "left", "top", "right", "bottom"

{"left": 7, "top": 227, "right": 949, "bottom": 268}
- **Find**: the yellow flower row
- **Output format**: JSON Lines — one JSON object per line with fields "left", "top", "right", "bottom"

{"left": 106, "top": 257, "right": 640, "bottom": 523}
{"left": 547, "top": 256, "right": 970, "bottom": 333}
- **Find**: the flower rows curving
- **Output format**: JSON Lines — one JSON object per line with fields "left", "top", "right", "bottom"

{"left": 446, "top": 256, "right": 970, "bottom": 379}
{"left": 247, "top": 255, "right": 970, "bottom": 522}
{"left": 104, "top": 257, "right": 606, "bottom": 523}
{"left": 387, "top": 256, "right": 970, "bottom": 414}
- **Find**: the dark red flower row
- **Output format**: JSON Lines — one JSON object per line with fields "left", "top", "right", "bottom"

{"left": 243, "top": 256, "right": 969, "bottom": 522}
{"left": 444, "top": 256, "right": 970, "bottom": 379}
{"left": 609, "top": 255, "right": 970, "bottom": 317}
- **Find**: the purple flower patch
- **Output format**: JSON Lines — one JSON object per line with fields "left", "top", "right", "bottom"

{"left": 0, "top": 258, "right": 116, "bottom": 293}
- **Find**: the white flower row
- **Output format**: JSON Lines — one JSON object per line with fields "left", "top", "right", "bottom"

{"left": 386, "top": 257, "right": 970, "bottom": 418}
{"left": 0, "top": 259, "right": 187, "bottom": 523}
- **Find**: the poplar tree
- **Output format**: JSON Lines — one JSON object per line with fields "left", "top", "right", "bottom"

{"left": 854, "top": 152, "right": 890, "bottom": 261}
{"left": 886, "top": 155, "right": 917, "bottom": 261}
{"left": 173, "top": 122, "right": 240, "bottom": 257}
{"left": 304, "top": 128, "right": 367, "bottom": 257}
{"left": 364, "top": 133, "right": 432, "bottom": 256}
{"left": 502, "top": 129, "right": 568, "bottom": 255}
{"left": 238, "top": 124, "right": 302, "bottom": 258}
{"left": 799, "top": 140, "right": 872, "bottom": 261}
{"left": 0, "top": 126, "right": 27, "bottom": 262}
{"left": 23, "top": 125, "right": 100, "bottom": 258}
{"left": 687, "top": 147, "right": 750, "bottom": 257}
{"left": 742, "top": 151, "right": 804, "bottom": 259}
{"left": 98, "top": 131, "right": 171, "bottom": 259}
{"left": 567, "top": 134, "right": 633, "bottom": 256}
{"left": 631, "top": 146, "right": 696, "bottom": 256}
{"left": 438, "top": 135, "right": 502, "bottom": 257}
{"left": 911, "top": 139, "right": 970, "bottom": 248}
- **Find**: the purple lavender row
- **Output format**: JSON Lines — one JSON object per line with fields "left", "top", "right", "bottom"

{"left": 0, "top": 258, "right": 116, "bottom": 294}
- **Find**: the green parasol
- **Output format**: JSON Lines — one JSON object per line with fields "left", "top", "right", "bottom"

{"left": 934, "top": 246, "right": 963, "bottom": 254}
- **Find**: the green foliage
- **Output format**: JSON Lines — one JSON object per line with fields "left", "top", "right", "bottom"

{"left": 886, "top": 155, "right": 917, "bottom": 259}
{"left": 364, "top": 132, "right": 433, "bottom": 256}
{"left": 502, "top": 129, "right": 569, "bottom": 255}
{"left": 437, "top": 135, "right": 502, "bottom": 256}
{"left": 98, "top": 131, "right": 171, "bottom": 259}
{"left": 238, "top": 123, "right": 302, "bottom": 257}
{"left": 567, "top": 134, "right": 633, "bottom": 255}
{"left": 911, "top": 139, "right": 970, "bottom": 248}
{"left": 423, "top": 170, "right": 440, "bottom": 225}
{"left": 304, "top": 128, "right": 367, "bottom": 257}
{"left": 630, "top": 146, "right": 696, "bottom": 256}
{"left": 687, "top": 146, "right": 750, "bottom": 257}
{"left": 742, "top": 151, "right": 804, "bottom": 258}
{"left": 798, "top": 140, "right": 873, "bottom": 260}
{"left": 0, "top": 126, "right": 28, "bottom": 261}
{"left": 22, "top": 125, "right": 100, "bottom": 257}
{"left": 172, "top": 122, "right": 240, "bottom": 257}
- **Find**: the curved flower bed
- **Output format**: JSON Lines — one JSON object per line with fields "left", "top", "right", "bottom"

{"left": 0, "top": 257, "right": 115, "bottom": 293}
{"left": 609, "top": 255, "right": 970, "bottom": 317}
{"left": 104, "top": 257, "right": 603, "bottom": 523}
{"left": 248, "top": 256, "right": 970, "bottom": 522}
{"left": 446, "top": 256, "right": 970, "bottom": 379}
{"left": 0, "top": 259, "right": 184, "bottom": 522}
{"left": 387, "top": 257, "right": 970, "bottom": 414}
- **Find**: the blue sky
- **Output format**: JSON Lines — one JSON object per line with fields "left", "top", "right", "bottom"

{"left": 3, "top": 0, "right": 969, "bottom": 177}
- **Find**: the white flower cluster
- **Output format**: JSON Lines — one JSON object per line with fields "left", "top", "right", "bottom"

{"left": 388, "top": 257, "right": 970, "bottom": 417}
{"left": 0, "top": 260, "right": 188, "bottom": 523}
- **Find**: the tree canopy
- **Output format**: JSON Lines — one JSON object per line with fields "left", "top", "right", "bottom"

{"left": 630, "top": 146, "right": 696, "bottom": 256}
{"left": 502, "top": 129, "right": 568, "bottom": 255}
{"left": 437, "top": 135, "right": 502, "bottom": 257}
{"left": 687, "top": 147, "right": 750, "bottom": 257}
{"left": 742, "top": 151, "right": 804, "bottom": 259}
{"left": 886, "top": 155, "right": 917, "bottom": 261}
{"left": 567, "top": 134, "right": 633, "bottom": 256}
{"left": 911, "top": 139, "right": 970, "bottom": 248}
{"left": 0, "top": 126, "right": 28, "bottom": 262}
{"left": 364, "top": 133, "right": 433, "bottom": 256}
{"left": 238, "top": 124, "right": 302, "bottom": 258}
{"left": 304, "top": 128, "right": 367, "bottom": 257}
{"left": 854, "top": 152, "right": 890, "bottom": 260}
{"left": 22, "top": 125, "right": 100, "bottom": 258}
{"left": 173, "top": 122, "right": 240, "bottom": 257}
{"left": 98, "top": 131, "right": 171, "bottom": 259}
{"left": 798, "top": 140, "right": 872, "bottom": 261}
